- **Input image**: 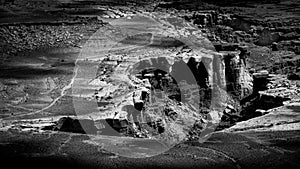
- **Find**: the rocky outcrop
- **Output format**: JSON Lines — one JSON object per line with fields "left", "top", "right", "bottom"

{"left": 215, "top": 44, "right": 253, "bottom": 100}
{"left": 255, "top": 29, "right": 281, "bottom": 46}
{"left": 192, "top": 11, "right": 218, "bottom": 27}
{"left": 70, "top": 13, "right": 264, "bottom": 145}
{"left": 239, "top": 72, "right": 300, "bottom": 121}
{"left": 252, "top": 70, "right": 270, "bottom": 93}
{"left": 225, "top": 101, "right": 300, "bottom": 133}
{"left": 270, "top": 56, "right": 300, "bottom": 74}
{"left": 133, "top": 87, "right": 150, "bottom": 111}
{"left": 54, "top": 117, "right": 97, "bottom": 134}
{"left": 122, "top": 43, "right": 255, "bottom": 138}
{"left": 181, "top": 10, "right": 232, "bottom": 28}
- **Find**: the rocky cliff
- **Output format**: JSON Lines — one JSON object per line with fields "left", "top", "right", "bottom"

{"left": 70, "top": 12, "right": 258, "bottom": 145}
{"left": 0, "top": 8, "right": 255, "bottom": 144}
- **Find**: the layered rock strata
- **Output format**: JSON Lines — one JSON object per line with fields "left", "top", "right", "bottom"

{"left": 71, "top": 14, "right": 240, "bottom": 145}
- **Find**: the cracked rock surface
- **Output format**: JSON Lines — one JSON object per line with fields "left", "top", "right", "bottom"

{"left": 0, "top": 0, "right": 300, "bottom": 168}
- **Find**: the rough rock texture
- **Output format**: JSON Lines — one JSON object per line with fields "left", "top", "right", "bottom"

{"left": 225, "top": 101, "right": 300, "bottom": 133}
{"left": 0, "top": 0, "right": 299, "bottom": 164}
{"left": 54, "top": 117, "right": 97, "bottom": 134}
{"left": 70, "top": 13, "right": 241, "bottom": 145}
{"left": 211, "top": 43, "right": 253, "bottom": 102}
{"left": 67, "top": 11, "right": 258, "bottom": 143}
{"left": 223, "top": 51, "right": 253, "bottom": 100}
{"left": 239, "top": 71, "right": 300, "bottom": 121}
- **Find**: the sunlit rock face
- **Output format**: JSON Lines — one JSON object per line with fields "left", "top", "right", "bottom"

{"left": 72, "top": 14, "right": 232, "bottom": 148}
{"left": 122, "top": 42, "right": 228, "bottom": 143}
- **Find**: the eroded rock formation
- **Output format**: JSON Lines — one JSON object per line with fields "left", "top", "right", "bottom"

{"left": 215, "top": 44, "right": 253, "bottom": 100}
{"left": 70, "top": 14, "right": 248, "bottom": 144}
